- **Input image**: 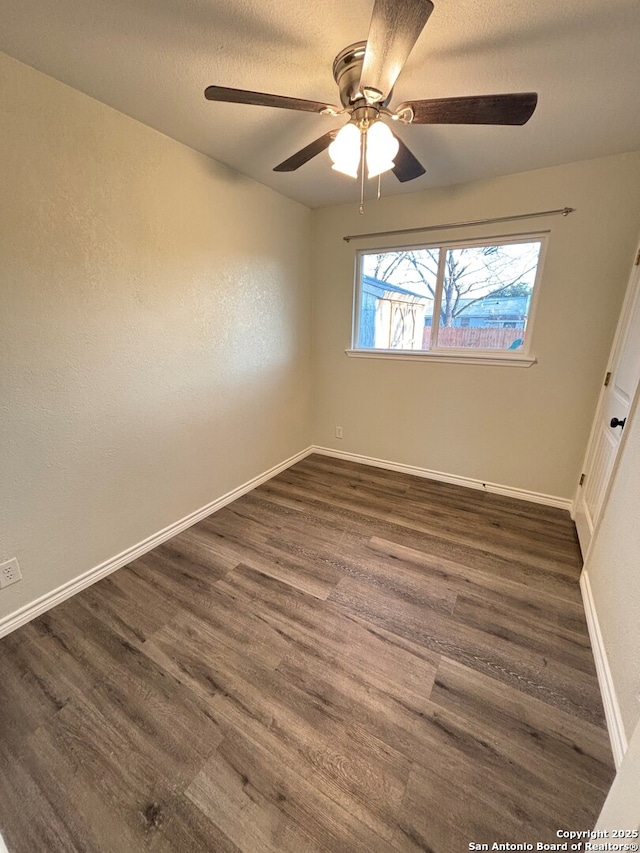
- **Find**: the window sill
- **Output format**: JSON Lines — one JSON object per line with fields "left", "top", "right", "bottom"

{"left": 345, "top": 349, "right": 537, "bottom": 367}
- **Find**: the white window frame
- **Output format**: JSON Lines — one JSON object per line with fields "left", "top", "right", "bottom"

{"left": 347, "top": 232, "right": 549, "bottom": 367}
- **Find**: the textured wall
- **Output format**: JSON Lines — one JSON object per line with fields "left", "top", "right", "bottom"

{"left": 596, "top": 712, "right": 640, "bottom": 828}
{"left": 311, "top": 152, "right": 640, "bottom": 499}
{"left": 0, "top": 52, "right": 312, "bottom": 621}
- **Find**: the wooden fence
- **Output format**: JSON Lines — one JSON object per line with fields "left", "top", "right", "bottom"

{"left": 422, "top": 326, "right": 524, "bottom": 350}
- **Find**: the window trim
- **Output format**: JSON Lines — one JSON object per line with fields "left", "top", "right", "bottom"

{"left": 344, "top": 348, "right": 537, "bottom": 367}
{"left": 349, "top": 231, "right": 549, "bottom": 365}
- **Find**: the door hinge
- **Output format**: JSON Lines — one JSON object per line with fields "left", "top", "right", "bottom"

{"left": 636, "top": 249, "right": 640, "bottom": 266}
{"left": 604, "top": 371, "right": 612, "bottom": 387}
{"left": 579, "top": 473, "right": 586, "bottom": 486}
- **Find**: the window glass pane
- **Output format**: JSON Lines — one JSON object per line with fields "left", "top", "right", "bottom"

{"left": 358, "top": 249, "right": 440, "bottom": 350}
{"left": 353, "top": 237, "right": 545, "bottom": 357}
{"left": 437, "top": 241, "right": 542, "bottom": 351}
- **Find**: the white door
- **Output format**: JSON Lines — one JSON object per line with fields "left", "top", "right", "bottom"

{"left": 574, "top": 245, "right": 640, "bottom": 556}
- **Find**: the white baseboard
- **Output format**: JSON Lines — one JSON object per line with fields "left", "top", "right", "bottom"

{"left": 580, "top": 568, "right": 628, "bottom": 768}
{"left": 0, "top": 446, "right": 313, "bottom": 639}
{"left": 311, "top": 446, "right": 572, "bottom": 511}
{"left": 0, "top": 444, "right": 571, "bottom": 639}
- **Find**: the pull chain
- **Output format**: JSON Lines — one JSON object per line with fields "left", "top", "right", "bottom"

{"left": 359, "top": 130, "right": 367, "bottom": 215}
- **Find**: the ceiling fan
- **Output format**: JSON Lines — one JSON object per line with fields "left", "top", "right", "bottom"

{"left": 204, "top": 0, "right": 537, "bottom": 189}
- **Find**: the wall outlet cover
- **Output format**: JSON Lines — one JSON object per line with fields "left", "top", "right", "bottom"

{"left": 0, "top": 558, "right": 22, "bottom": 589}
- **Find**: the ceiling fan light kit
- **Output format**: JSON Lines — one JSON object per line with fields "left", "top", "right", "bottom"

{"left": 329, "top": 119, "right": 400, "bottom": 178}
{"left": 204, "top": 0, "right": 538, "bottom": 212}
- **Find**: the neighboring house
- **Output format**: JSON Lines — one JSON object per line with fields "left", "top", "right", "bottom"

{"left": 452, "top": 295, "right": 530, "bottom": 329}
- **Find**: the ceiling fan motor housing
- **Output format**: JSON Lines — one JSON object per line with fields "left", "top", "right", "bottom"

{"left": 332, "top": 42, "right": 393, "bottom": 108}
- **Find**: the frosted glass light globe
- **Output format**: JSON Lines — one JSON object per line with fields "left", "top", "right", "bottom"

{"left": 366, "top": 120, "right": 399, "bottom": 178}
{"left": 329, "top": 123, "right": 361, "bottom": 179}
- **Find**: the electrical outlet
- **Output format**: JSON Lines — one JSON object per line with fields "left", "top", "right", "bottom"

{"left": 0, "top": 558, "right": 22, "bottom": 590}
{"left": 335, "top": 425, "right": 344, "bottom": 439}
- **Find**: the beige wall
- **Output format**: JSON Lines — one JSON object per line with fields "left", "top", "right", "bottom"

{"left": 597, "top": 714, "right": 640, "bottom": 830}
{"left": 311, "top": 152, "right": 640, "bottom": 499}
{"left": 0, "top": 52, "right": 312, "bottom": 622}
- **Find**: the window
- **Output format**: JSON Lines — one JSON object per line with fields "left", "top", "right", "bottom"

{"left": 350, "top": 235, "right": 546, "bottom": 365}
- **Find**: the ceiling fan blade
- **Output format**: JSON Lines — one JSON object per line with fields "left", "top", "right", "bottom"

{"left": 397, "top": 92, "right": 538, "bottom": 125}
{"left": 273, "top": 131, "right": 338, "bottom": 172}
{"left": 204, "top": 85, "right": 339, "bottom": 115}
{"left": 391, "top": 134, "right": 426, "bottom": 182}
{"left": 360, "top": 0, "right": 434, "bottom": 103}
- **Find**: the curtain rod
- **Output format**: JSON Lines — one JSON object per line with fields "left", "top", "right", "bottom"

{"left": 342, "top": 206, "right": 575, "bottom": 243}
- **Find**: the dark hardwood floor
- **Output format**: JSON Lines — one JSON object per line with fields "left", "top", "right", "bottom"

{"left": 0, "top": 454, "right": 614, "bottom": 852}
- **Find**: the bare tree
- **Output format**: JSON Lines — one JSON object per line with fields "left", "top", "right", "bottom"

{"left": 365, "top": 243, "right": 539, "bottom": 327}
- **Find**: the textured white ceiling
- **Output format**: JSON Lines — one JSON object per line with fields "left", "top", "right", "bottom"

{"left": 1, "top": 0, "right": 639, "bottom": 208}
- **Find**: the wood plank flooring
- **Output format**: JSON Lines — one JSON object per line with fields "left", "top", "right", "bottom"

{"left": 0, "top": 455, "right": 614, "bottom": 852}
